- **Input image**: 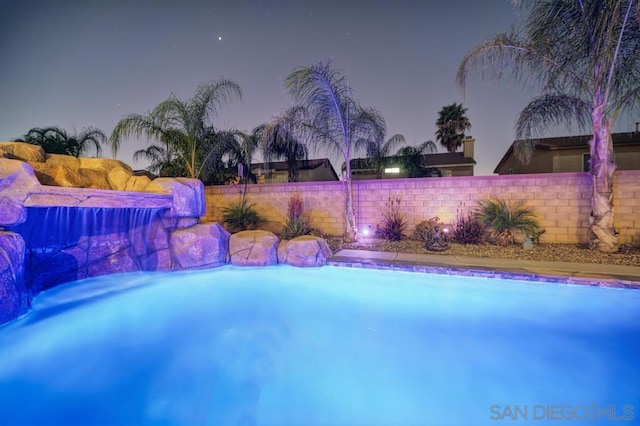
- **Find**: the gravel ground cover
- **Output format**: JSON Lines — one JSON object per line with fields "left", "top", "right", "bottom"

{"left": 327, "top": 238, "right": 640, "bottom": 267}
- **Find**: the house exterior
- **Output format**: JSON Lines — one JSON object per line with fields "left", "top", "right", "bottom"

{"left": 250, "top": 158, "right": 339, "bottom": 183}
{"left": 350, "top": 137, "right": 476, "bottom": 179}
{"left": 494, "top": 131, "right": 640, "bottom": 175}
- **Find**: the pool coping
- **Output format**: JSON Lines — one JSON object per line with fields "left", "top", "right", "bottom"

{"left": 328, "top": 249, "right": 640, "bottom": 289}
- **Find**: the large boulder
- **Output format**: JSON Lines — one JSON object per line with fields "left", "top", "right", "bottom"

{"left": 277, "top": 236, "right": 333, "bottom": 267}
{"left": 78, "top": 157, "right": 133, "bottom": 173}
{"left": 78, "top": 168, "right": 111, "bottom": 189}
{"left": 147, "top": 178, "right": 205, "bottom": 217}
{"left": 0, "top": 159, "right": 41, "bottom": 226}
{"left": 0, "top": 232, "right": 28, "bottom": 325}
{"left": 124, "top": 175, "right": 152, "bottom": 192}
{"left": 229, "top": 230, "right": 279, "bottom": 266}
{"left": 107, "top": 166, "right": 133, "bottom": 190}
{"left": 169, "top": 223, "right": 230, "bottom": 269}
{"left": 29, "top": 162, "right": 91, "bottom": 187}
{"left": 45, "top": 153, "right": 80, "bottom": 169}
{"left": 0, "top": 142, "right": 46, "bottom": 163}
{"left": 86, "top": 236, "right": 139, "bottom": 278}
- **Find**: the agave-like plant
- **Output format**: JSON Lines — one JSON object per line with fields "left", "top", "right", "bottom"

{"left": 476, "top": 197, "right": 543, "bottom": 246}
{"left": 221, "top": 196, "right": 264, "bottom": 233}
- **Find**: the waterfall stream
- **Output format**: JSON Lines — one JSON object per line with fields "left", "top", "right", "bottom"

{"left": 8, "top": 207, "right": 168, "bottom": 294}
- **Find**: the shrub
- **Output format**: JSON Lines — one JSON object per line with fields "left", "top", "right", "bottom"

{"left": 287, "top": 192, "right": 304, "bottom": 218}
{"left": 452, "top": 204, "right": 486, "bottom": 244}
{"left": 476, "top": 196, "right": 544, "bottom": 246}
{"left": 282, "top": 192, "right": 313, "bottom": 239}
{"left": 412, "top": 217, "right": 444, "bottom": 243}
{"left": 375, "top": 196, "right": 407, "bottom": 241}
{"left": 282, "top": 216, "right": 314, "bottom": 239}
{"left": 222, "top": 197, "right": 264, "bottom": 233}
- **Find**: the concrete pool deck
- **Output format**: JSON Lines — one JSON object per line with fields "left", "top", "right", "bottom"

{"left": 329, "top": 249, "right": 640, "bottom": 289}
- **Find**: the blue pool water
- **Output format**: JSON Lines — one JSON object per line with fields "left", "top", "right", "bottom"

{"left": 0, "top": 265, "right": 638, "bottom": 425}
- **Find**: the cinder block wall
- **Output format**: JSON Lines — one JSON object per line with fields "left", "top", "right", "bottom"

{"left": 203, "top": 181, "right": 348, "bottom": 236}
{"left": 203, "top": 170, "right": 640, "bottom": 244}
{"left": 613, "top": 170, "right": 640, "bottom": 243}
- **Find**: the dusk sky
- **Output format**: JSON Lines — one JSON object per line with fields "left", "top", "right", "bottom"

{"left": 0, "top": 0, "right": 594, "bottom": 176}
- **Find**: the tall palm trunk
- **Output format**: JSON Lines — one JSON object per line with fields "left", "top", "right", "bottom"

{"left": 589, "top": 94, "right": 617, "bottom": 252}
{"left": 287, "top": 158, "right": 298, "bottom": 182}
{"left": 343, "top": 147, "right": 358, "bottom": 240}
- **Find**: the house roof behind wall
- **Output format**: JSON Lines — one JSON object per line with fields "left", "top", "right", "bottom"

{"left": 494, "top": 131, "right": 640, "bottom": 173}
{"left": 250, "top": 158, "right": 340, "bottom": 180}
{"left": 350, "top": 152, "right": 476, "bottom": 170}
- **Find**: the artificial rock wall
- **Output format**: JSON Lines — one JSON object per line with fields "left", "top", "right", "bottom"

{"left": 202, "top": 171, "right": 640, "bottom": 244}
{"left": 0, "top": 143, "right": 230, "bottom": 325}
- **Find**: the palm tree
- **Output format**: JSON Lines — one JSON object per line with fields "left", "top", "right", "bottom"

{"left": 396, "top": 141, "right": 439, "bottom": 178}
{"left": 364, "top": 129, "right": 406, "bottom": 179}
{"left": 435, "top": 103, "right": 472, "bottom": 153}
{"left": 284, "top": 60, "right": 385, "bottom": 239}
{"left": 132, "top": 144, "right": 173, "bottom": 176}
{"left": 261, "top": 106, "right": 309, "bottom": 182}
{"left": 110, "top": 78, "right": 242, "bottom": 180}
{"left": 458, "top": 0, "right": 640, "bottom": 252}
{"left": 219, "top": 126, "right": 264, "bottom": 183}
{"left": 17, "top": 126, "right": 106, "bottom": 157}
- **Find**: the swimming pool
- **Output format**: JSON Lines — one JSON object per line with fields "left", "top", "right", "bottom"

{"left": 0, "top": 265, "right": 638, "bottom": 425}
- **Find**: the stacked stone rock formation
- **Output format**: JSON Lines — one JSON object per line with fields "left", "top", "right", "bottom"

{"left": 0, "top": 232, "right": 27, "bottom": 325}
{"left": 0, "top": 142, "right": 152, "bottom": 191}
{"left": 0, "top": 143, "right": 222, "bottom": 324}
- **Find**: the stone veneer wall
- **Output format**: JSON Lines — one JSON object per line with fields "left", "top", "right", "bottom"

{"left": 202, "top": 170, "right": 640, "bottom": 244}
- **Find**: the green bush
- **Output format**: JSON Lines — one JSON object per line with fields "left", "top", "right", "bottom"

{"left": 412, "top": 217, "right": 444, "bottom": 243}
{"left": 476, "top": 197, "right": 544, "bottom": 246}
{"left": 375, "top": 196, "right": 407, "bottom": 241}
{"left": 222, "top": 197, "right": 264, "bottom": 233}
{"left": 282, "top": 192, "right": 313, "bottom": 239}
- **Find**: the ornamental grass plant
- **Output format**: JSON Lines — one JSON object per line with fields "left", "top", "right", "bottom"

{"left": 375, "top": 196, "right": 407, "bottom": 241}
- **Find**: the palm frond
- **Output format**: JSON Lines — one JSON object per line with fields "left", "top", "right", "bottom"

{"left": 261, "top": 105, "right": 310, "bottom": 171}
{"left": 77, "top": 126, "right": 106, "bottom": 157}
{"left": 192, "top": 79, "right": 243, "bottom": 125}
{"left": 351, "top": 106, "right": 386, "bottom": 154}
{"left": 110, "top": 113, "right": 166, "bottom": 155}
{"left": 457, "top": 30, "right": 589, "bottom": 98}
{"left": 133, "top": 145, "right": 167, "bottom": 164}
{"left": 384, "top": 134, "right": 406, "bottom": 153}
{"left": 513, "top": 93, "right": 591, "bottom": 163}
{"left": 285, "top": 61, "right": 354, "bottom": 153}
{"left": 418, "top": 140, "right": 437, "bottom": 154}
